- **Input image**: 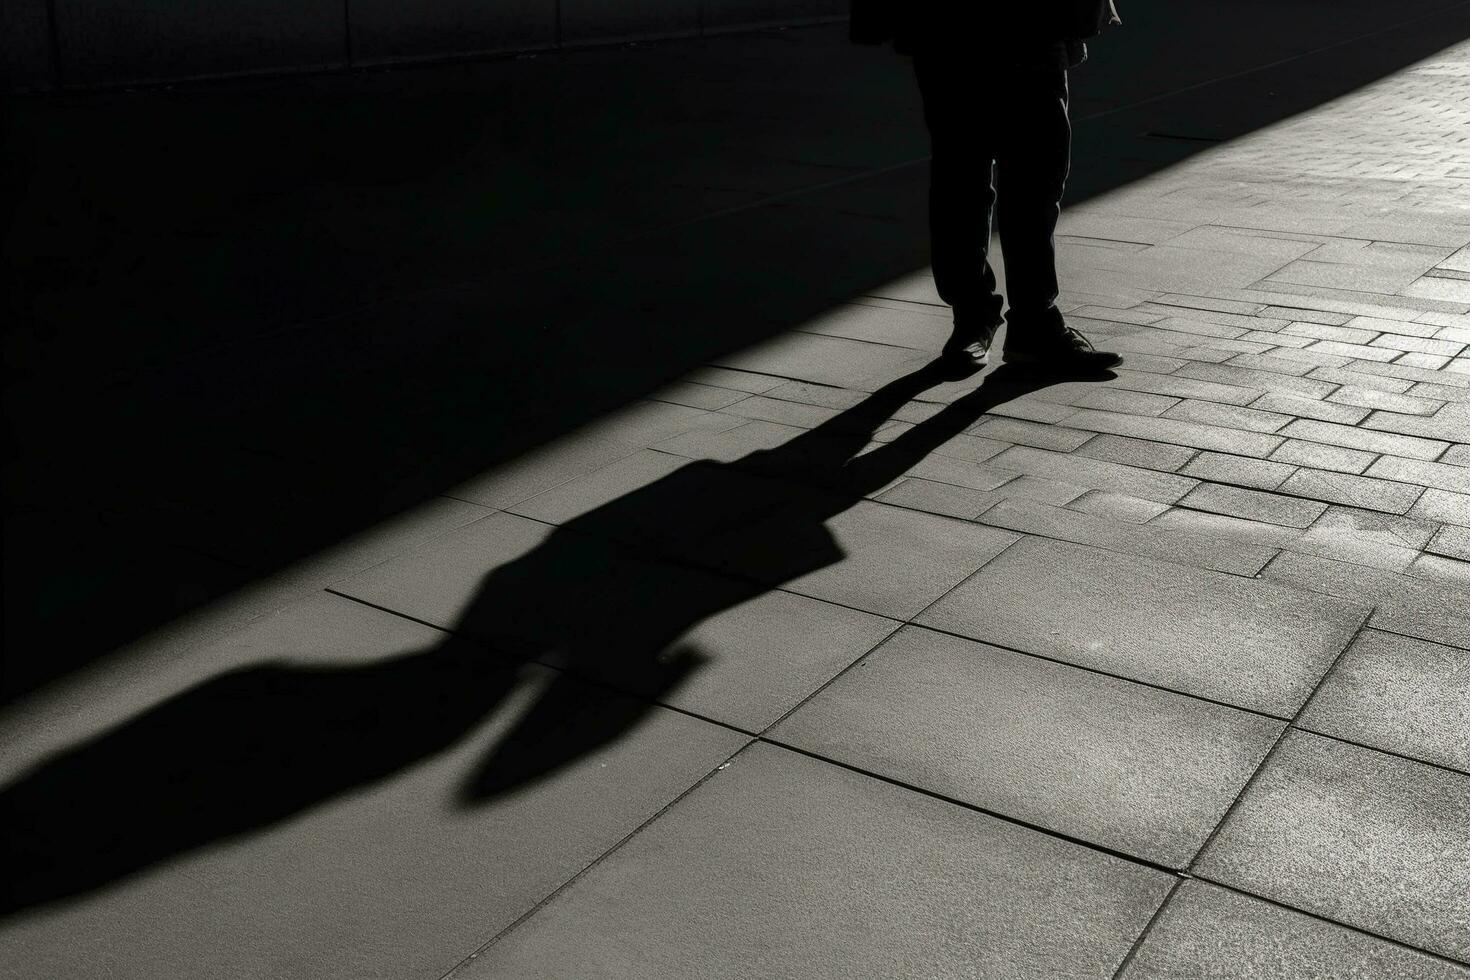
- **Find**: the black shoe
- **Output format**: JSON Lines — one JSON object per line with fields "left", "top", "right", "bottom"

{"left": 1003, "top": 321, "right": 1121, "bottom": 373}
{"left": 942, "top": 317, "right": 1000, "bottom": 367}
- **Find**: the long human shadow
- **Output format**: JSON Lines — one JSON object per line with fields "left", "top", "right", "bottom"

{"left": 0, "top": 358, "right": 1107, "bottom": 917}
{"left": 5, "top": 1, "right": 1468, "bottom": 699}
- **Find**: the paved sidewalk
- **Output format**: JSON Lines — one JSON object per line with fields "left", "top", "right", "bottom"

{"left": 4, "top": 21, "right": 1469, "bottom": 980}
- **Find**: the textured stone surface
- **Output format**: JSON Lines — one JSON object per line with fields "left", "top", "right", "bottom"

{"left": 770, "top": 627, "right": 1281, "bottom": 867}
{"left": 1195, "top": 732, "right": 1470, "bottom": 962}
{"left": 1122, "top": 881, "right": 1470, "bottom": 980}
{"left": 1299, "top": 630, "right": 1470, "bottom": 772}
{"left": 456, "top": 743, "right": 1173, "bottom": 979}
{"left": 1178, "top": 483, "right": 1327, "bottom": 528}
{"left": 918, "top": 537, "right": 1365, "bottom": 715}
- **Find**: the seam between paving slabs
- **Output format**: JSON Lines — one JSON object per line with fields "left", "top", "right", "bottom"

{"left": 1180, "top": 876, "right": 1470, "bottom": 971}
{"left": 1108, "top": 878, "right": 1185, "bottom": 980}
{"left": 434, "top": 737, "right": 758, "bottom": 980}
{"left": 1182, "top": 602, "right": 1376, "bottom": 870}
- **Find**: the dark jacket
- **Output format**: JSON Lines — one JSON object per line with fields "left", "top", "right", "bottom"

{"left": 851, "top": 0, "right": 1121, "bottom": 49}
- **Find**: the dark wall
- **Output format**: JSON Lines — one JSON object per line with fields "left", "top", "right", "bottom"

{"left": 1, "top": 0, "right": 845, "bottom": 90}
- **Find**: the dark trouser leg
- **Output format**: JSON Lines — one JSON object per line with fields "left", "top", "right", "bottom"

{"left": 914, "top": 53, "right": 1003, "bottom": 327}
{"left": 996, "top": 64, "right": 1071, "bottom": 330}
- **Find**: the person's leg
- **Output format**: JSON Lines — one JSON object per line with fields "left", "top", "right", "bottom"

{"left": 994, "top": 61, "right": 1070, "bottom": 329}
{"left": 994, "top": 60, "right": 1119, "bottom": 370}
{"left": 913, "top": 51, "right": 1003, "bottom": 360}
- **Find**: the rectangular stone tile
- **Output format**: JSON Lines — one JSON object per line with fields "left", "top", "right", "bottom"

{"left": 1121, "top": 880, "right": 1470, "bottom": 980}
{"left": 1364, "top": 404, "right": 1470, "bottom": 441}
{"left": 1243, "top": 329, "right": 1313, "bottom": 347}
{"left": 1429, "top": 525, "right": 1470, "bottom": 562}
{"left": 1373, "top": 333, "right": 1467, "bottom": 357}
{"left": 1299, "top": 630, "right": 1470, "bottom": 773}
{"left": 1400, "top": 352, "right": 1454, "bottom": 370}
{"left": 1282, "top": 321, "right": 1381, "bottom": 344}
{"left": 1278, "top": 468, "right": 1425, "bottom": 515}
{"left": 0, "top": 592, "right": 745, "bottom": 980}
{"left": 1180, "top": 483, "right": 1327, "bottom": 528}
{"left": 1107, "top": 368, "right": 1264, "bottom": 406}
{"left": 1113, "top": 352, "right": 1195, "bottom": 375}
{"left": 1163, "top": 399, "right": 1293, "bottom": 434}
{"left": 1411, "top": 488, "right": 1470, "bottom": 526}
{"left": 1305, "top": 339, "right": 1402, "bottom": 363}
{"left": 1223, "top": 352, "right": 1323, "bottom": 378}
{"left": 1368, "top": 455, "right": 1470, "bottom": 494}
{"left": 903, "top": 454, "right": 1018, "bottom": 493}
{"left": 1266, "top": 307, "right": 1355, "bottom": 326}
{"left": 1249, "top": 345, "right": 1356, "bottom": 369}
{"left": 995, "top": 475, "right": 1090, "bottom": 505}
{"left": 1151, "top": 316, "right": 1251, "bottom": 340}
{"left": 1328, "top": 385, "right": 1444, "bottom": 416}
{"left": 1346, "top": 358, "right": 1470, "bottom": 388}
{"left": 987, "top": 446, "right": 1199, "bottom": 503}
{"left": 1064, "top": 409, "right": 1285, "bottom": 457}
{"left": 1308, "top": 366, "right": 1416, "bottom": 393}
{"left": 966, "top": 416, "right": 1094, "bottom": 452}
{"left": 1068, "top": 490, "right": 1171, "bottom": 524}
{"left": 1071, "top": 387, "right": 1182, "bottom": 416}
{"left": 984, "top": 396, "right": 1079, "bottom": 424}
{"left": 1282, "top": 419, "right": 1450, "bottom": 462}
{"left": 1153, "top": 294, "right": 1270, "bottom": 317}
{"left": 1269, "top": 438, "right": 1375, "bottom": 475}
{"left": 1181, "top": 452, "right": 1296, "bottom": 490}
{"left": 874, "top": 426, "right": 1012, "bottom": 466}
{"left": 772, "top": 627, "right": 1281, "bottom": 868}
{"left": 458, "top": 742, "right": 1173, "bottom": 980}
{"left": 1175, "top": 362, "right": 1337, "bottom": 399}
{"left": 1077, "top": 434, "right": 1199, "bottom": 473}
{"left": 918, "top": 537, "right": 1364, "bottom": 715}
{"left": 1261, "top": 551, "right": 1470, "bottom": 652}
{"left": 1252, "top": 392, "right": 1369, "bottom": 425}
{"left": 875, "top": 478, "right": 998, "bottom": 521}
{"left": 1194, "top": 732, "right": 1470, "bottom": 962}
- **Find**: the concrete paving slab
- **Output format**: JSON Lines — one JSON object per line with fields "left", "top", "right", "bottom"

{"left": 918, "top": 537, "right": 1366, "bottom": 716}
{"left": 770, "top": 626, "right": 1281, "bottom": 867}
{"left": 454, "top": 742, "right": 1174, "bottom": 979}
{"left": 1298, "top": 630, "right": 1470, "bottom": 773}
{"left": 1121, "top": 880, "right": 1470, "bottom": 980}
{"left": 1194, "top": 732, "right": 1470, "bottom": 963}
